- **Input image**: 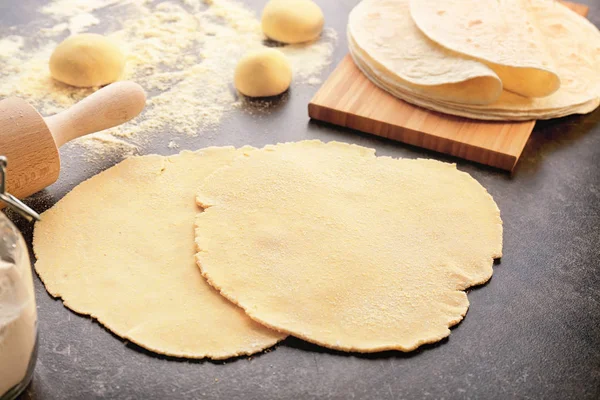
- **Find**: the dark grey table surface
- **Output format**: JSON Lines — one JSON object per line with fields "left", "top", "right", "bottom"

{"left": 2, "top": 0, "right": 599, "bottom": 399}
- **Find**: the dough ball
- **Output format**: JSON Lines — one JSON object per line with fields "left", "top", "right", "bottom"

{"left": 50, "top": 33, "right": 126, "bottom": 88}
{"left": 234, "top": 48, "right": 292, "bottom": 98}
{"left": 261, "top": 0, "right": 325, "bottom": 44}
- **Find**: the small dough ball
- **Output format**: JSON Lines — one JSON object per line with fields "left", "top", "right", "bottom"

{"left": 234, "top": 49, "right": 292, "bottom": 98}
{"left": 50, "top": 33, "right": 126, "bottom": 88}
{"left": 261, "top": 0, "right": 325, "bottom": 44}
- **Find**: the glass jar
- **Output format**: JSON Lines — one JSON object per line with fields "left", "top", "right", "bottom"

{"left": 0, "top": 211, "right": 38, "bottom": 400}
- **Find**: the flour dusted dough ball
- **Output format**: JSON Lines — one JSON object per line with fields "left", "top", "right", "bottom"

{"left": 50, "top": 33, "right": 126, "bottom": 88}
{"left": 261, "top": 0, "right": 325, "bottom": 44}
{"left": 234, "top": 48, "right": 292, "bottom": 97}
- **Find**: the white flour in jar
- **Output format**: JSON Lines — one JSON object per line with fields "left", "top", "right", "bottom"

{"left": 0, "top": 257, "right": 37, "bottom": 396}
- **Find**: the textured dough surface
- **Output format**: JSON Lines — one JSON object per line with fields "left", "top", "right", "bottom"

{"left": 195, "top": 141, "right": 503, "bottom": 353}
{"left": 49, "top": 33, "right": 126, "bottom": 88}
{"left": 348, "top": 0, "right": 502, "bottom": 105}
{"left": 409, "top": 0, "right": 559, "bottom": 98}
{"left": 34, "top": 149, "right": 285, "bottom": 359}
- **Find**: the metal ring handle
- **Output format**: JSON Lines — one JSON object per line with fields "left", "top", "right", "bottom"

{"left": 0, "top": 156, "right": 41, "bottom": 222}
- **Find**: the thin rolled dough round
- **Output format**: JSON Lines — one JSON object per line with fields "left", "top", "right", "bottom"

{"left": 195, "top": 141, "right": 503, "bottom": 353}
{"left": 34, "top": 148, "right": 285, "bottom": 359}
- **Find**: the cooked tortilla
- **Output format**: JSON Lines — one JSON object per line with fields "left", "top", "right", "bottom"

{"left": 348, "top": 0, "right": 502, "bottom": 105}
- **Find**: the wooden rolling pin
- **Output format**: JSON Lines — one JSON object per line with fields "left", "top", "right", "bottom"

{"left": 0, "top": 81, "right": 146, "bottom": 203}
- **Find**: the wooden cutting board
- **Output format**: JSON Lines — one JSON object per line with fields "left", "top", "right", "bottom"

{"left": 308, "top": 2, "right": 589, "bottom": 171}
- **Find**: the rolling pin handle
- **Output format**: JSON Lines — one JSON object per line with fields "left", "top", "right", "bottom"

{"left": 45, "top": 81, "right": 146, "bottom": 148}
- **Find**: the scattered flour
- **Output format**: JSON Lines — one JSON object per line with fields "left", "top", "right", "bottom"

{"left": 0, "top": 0, "right": 337, "bottom": 158}
{"left": 40, "top": 0, "right": 125, "bottom": 18}
{"left": 0, "top": 36, "right": 24, "bottom": 58}
{"left": 67, "top": 13, "right": 101, "bottom": 35}
{"left": 75, "top": 133, "right": 139, "bottom": 162}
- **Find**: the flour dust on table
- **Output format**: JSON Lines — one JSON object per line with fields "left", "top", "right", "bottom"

{"left": 0, "top": 0, "right": 337, "bottom": 157}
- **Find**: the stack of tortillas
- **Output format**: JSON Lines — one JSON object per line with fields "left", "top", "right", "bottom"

{"left": 348, "top": 0, "right": 600, "bottom": 121}
{"left": 34, "top": 141, "right": 502, "bottom": 358}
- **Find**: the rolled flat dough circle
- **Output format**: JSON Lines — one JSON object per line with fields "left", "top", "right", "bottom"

{"left": 34, "top": 148, "right": 285, "bottom": 359}
{"left": 195, "top": 141, "right": 503, "bottom": 353}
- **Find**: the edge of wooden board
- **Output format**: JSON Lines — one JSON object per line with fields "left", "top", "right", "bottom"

{"left": 563, "top": 1, "right": 589, "bottom": 16}
{"left": 308, "top": 54, "right": 537, "bottom": 171}
{"left": 309, "top": 102, "right": 522, "bottom": 171}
